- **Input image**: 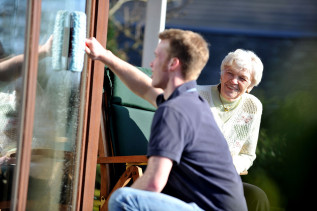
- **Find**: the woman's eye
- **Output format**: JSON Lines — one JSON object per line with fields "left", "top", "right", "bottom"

{"left": 240, "top": 77, "right": 249, "bottom": 82}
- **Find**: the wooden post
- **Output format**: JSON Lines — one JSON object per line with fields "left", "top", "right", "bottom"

{"left": 142, "top": 0, "right": 167, "bottom": 68}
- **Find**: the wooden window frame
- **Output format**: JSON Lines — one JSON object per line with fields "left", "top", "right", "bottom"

{"left": 77, "top": 0, "right": 109, "bottom": 210}
{"left": 11, "top": 0, "right": 109, "bottom": 210}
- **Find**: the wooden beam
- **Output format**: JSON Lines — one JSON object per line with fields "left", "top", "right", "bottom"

{"left": 78, "top": 0, "right": 109, "bottom": 210}
{"left": 14, "top": 0, "right": 42, "bottom": 210}
{"left": 97, "top": 155, "right": 148, "bottom": 164}
{"left": 142, "top": 0, "right": 167, "bottom": 68}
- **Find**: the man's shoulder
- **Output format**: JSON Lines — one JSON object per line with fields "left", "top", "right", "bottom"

{"left": 164, "top": 91, "right": 209, "bottom": 111}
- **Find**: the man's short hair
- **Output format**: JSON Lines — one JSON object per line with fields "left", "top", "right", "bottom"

{"left": 159, "top": 29, "right": 209, "bottom": 80}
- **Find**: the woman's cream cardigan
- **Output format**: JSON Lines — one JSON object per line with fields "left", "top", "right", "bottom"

{"left": 197, "top": 85, "right": 262, "bottom": 174}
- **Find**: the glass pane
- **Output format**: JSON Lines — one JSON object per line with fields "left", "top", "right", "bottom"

{"left": 26, "top": 1, "right": 87, "bottom": 210}
{"left": 0, "top": 0, "right": 27, "bottom": 209}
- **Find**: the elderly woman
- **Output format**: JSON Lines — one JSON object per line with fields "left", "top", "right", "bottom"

{"left": 197, "top": 49, "right": 269, "bottom": 211}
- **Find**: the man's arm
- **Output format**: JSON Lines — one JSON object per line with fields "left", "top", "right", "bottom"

{"left": 0, "top": 54, "right": 24, "bottom": 81}
{"left": 85, "top": 37, "right": 163, "bottom": 107}
{"left": 0, "top": 35, "right": 52, "bottom": 81}
{"left": 131, "top": 156, "right": 173, "bottom": 192}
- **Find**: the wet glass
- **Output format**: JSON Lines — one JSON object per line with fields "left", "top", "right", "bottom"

{"left": 26, "top": 0, "right": 87, "bottom": 210}
{"left": 0, "top": 0, "right": 27, "bottom": 208}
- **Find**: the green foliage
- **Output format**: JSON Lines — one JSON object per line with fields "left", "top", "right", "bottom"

{"left": 93, "top": 164, "right": 101, "bottom": 210}
{"left": 93, "top": 188, "right": 101, "bottom": 211}
{"left": 245, "top": 48, "right": 317, "bottom": 210}
{"left": 106, "top": 19, "right": 128, "bottom": 61}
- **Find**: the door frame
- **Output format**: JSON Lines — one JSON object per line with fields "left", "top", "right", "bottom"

{"left": 12, "top": 0, "right": 109, "bottom": 210}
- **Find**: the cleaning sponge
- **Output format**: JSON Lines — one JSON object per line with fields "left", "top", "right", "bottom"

{"left": 52, "top": 10, "right": 86, "bottom": 72}
{"left": 68, "top": 11, "right": 86, "bottom": 72}
{"left": 52, "top": 10, "right": 69, "bottom": 71}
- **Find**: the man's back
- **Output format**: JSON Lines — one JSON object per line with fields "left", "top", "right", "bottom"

{"left": 148, "top": 81, "right": 247, "bottom": 211}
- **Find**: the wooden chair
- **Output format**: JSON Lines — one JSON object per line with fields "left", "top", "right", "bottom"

{"left": 97, "top": 67, "right": 156, "bottom": 211}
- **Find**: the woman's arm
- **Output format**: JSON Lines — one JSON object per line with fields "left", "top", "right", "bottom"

{"left": 233, "top": 97, "right": 263, "bottom": 174}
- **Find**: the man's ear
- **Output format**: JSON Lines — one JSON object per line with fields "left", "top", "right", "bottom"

{"left": 168, "top": 57, "right": 180, "bottom": 71}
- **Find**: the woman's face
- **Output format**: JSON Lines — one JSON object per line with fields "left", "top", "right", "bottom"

{"left": 220, "top": 64, "right": 252, "bottom": 101}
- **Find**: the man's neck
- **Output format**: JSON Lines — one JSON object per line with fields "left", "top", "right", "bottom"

{"left": 163, "top": 76, "right": 189, "bottom": 100}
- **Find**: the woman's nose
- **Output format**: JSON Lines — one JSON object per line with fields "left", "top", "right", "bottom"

{"left": 231, "top": 76, "right": 239, "bottom": 84}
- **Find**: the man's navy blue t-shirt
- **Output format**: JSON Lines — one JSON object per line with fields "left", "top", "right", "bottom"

{"left": 147, "top": 80, "right": 247, "bottom": 211}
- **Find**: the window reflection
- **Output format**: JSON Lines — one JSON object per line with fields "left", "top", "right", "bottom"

{"left": 27, "top": 0, "right": 87, "bottom": 210}
{"left": 1, "top": 0, "right": 87, "bottom": 209}
{"left": 0, "top": 0, "right": 27, "bottom": 207}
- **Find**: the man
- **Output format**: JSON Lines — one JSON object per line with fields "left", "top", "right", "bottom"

{"left": 85, "top": 29, "right": 247, "bottom": 211}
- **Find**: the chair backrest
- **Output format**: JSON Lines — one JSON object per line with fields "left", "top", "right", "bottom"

{"left": 103, "top": 67, "right": 156, "bottom": 156}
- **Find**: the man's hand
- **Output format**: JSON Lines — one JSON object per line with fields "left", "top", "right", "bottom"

{"left": 39, "top": 35, "right": 53, "bottom": 58}
{"left": 85, "top": 37, "right": 108, "bottom": 61}
{"left": 0, "top": 155, "right": 16, "bottom": 166}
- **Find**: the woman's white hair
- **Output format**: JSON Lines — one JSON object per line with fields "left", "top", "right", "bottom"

{"left": 220, "top": 49, "right": 263, "bottom": 87}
